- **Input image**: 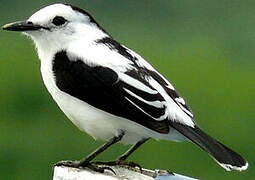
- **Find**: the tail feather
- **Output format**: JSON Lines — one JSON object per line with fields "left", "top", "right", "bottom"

{"left": 170, "top": 123, "right": 248, "bottom": 171}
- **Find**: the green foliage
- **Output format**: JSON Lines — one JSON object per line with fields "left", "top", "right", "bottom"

{"left": 0, "top": 1, "right": 254, "bottom": 179}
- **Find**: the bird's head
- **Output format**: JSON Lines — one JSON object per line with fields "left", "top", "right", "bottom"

{"left": 2, "top": 3, "right": 108, "bottom": 58}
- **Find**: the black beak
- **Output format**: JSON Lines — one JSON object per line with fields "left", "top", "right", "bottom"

{"left": 2, "top": 21, "right": 45, "bottom": 32}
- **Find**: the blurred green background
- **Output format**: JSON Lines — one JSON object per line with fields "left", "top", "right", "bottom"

{"left": 0, "top": 0, "right": 254, "bottom": 179}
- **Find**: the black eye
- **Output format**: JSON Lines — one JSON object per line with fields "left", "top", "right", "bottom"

{"left": 52, "top": 16, "right": 67, "bottom": 26}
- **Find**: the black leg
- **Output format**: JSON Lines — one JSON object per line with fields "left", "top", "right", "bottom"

{"left": 93, "top": 138, "right": 150, "bottom": 172}
{"left": 78, "top": 130, "right": 125, "bottom": 166}
{"left": 118, "top": 138, "right": 150, "bottom": 161}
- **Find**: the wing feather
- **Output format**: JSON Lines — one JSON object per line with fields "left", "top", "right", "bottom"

{"left": 53, "top": 50, "right": 170, "bottom": 133}
{"left": 53, "top": 37, "right": 195, "bottom": 134}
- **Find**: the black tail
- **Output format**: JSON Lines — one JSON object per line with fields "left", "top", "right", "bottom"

{"left": 170, "top": 123, "right": 248, "bottom": 171}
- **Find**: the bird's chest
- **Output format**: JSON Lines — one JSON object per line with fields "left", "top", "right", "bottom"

{"left": 39, "top": 59, "right": 119, "bottom": 140}
{"left": 40, "top": 59, "right": 83, "bottom": 125}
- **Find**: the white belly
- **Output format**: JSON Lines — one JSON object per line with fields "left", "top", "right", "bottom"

{"left": 51, "top": 90, "right": 157, "bottom": 143}
{"left": 40, "top": 61, "right": 186, "bottom": 144}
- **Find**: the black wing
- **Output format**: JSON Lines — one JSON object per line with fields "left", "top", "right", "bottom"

{"left": 52, "top": 51, "right": 170, "bottom": 133}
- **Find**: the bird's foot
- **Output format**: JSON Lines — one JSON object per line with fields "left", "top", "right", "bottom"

{"left": 94, "top": 160, "right": 143, "bottom": 172}
{"left": 54, "top": 160, "right": 81, "bottom": 168}
{"left": 54, "top": 160, "right": 115, "bottom": 174}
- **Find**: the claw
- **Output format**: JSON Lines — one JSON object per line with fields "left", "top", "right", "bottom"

{"left": 94, "top": 160, "right": 143, "bottom": 172}
{"left": 54, "top": 160, "right": 80, "bottom": 168}
{"left": 84, "top": 163, "right": 116, "bottom": 174}
{"left": 54, "top": 160, "right": 116, "bottom": 174}
{"left": 126, "top": 161, "right": 143, "bottom": 172}
{"left": 101, "top": 166, "right": 116, "bottom": 175}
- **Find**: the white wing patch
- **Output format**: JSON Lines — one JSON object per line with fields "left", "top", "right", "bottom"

{"left": 175, "top": 97, "right": 193, "bottom": 117}
{"left": 148, "top": 77, "right": 195, "bottom": 127}
{"left": 124, "top": 96, "right": 168, "bottom": 121}
{"left": 118, "top": 73, "right": 157, "bottom": 94}
{"left": 175, "top": 97, "right": 185, "bottom": 104}
{"left": 124, "top": 88, "right": 164, "bottom": 109}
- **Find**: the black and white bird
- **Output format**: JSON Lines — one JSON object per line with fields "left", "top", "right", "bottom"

{"left": 3, "top": 3, "right": 248, "bottom": 171}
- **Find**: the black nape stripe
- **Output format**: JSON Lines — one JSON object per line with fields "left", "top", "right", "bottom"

{"left": 52, "top": 50, "right": 169, "bottom": 134}
{"left": 96, "top": 37, "right": 139, "bottom": 65}
{"left": 65, "top": 3, "right": 109, "bottom": 34}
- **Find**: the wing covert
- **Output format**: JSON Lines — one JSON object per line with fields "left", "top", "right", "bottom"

{"left": 52, "top": 50, "right": 170, "bottom": 134}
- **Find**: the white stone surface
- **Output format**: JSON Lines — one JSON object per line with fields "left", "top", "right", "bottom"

{"left": 53, "top": 165, "right": 198, "bottom": 180}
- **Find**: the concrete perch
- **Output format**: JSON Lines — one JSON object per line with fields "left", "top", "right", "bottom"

{"left": 53, "top": 163, "right": 198, "bottom": 180}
